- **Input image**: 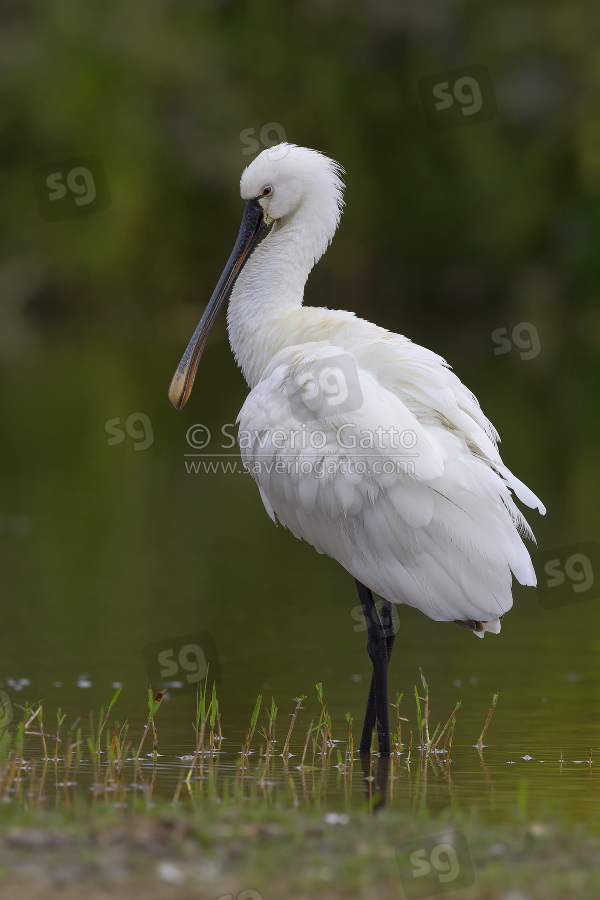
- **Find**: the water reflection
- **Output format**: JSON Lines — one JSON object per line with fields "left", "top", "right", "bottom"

{"left": 2, "top": 686, "right": 600, "bottom": 824}
{"left": 1, "top": 345, "right": 599, "bottom": 825}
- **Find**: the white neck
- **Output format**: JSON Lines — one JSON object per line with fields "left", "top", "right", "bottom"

{"left": 227, "top": 202, "right": 336, "bottom": 387}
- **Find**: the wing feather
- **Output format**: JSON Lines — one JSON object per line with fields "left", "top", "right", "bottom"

{"left": 238, "top": 321, "right": 544, "bottom": 628}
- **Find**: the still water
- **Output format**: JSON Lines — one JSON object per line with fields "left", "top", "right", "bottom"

{"left": 1, "top": 340, "right": 599, "bottom": 822}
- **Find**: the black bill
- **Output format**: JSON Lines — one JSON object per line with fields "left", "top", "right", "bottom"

{"left": 168, "top": 197, "right": 268, "bottom": 409}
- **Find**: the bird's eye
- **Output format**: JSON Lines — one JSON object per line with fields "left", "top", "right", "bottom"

{"left": 261, "top": 185, "right": 273, "bottom": 197}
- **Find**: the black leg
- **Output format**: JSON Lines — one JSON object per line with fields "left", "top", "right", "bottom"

{"left": 359, "top": 677, "right": 377, "bottom": 753}
{"left": 359, "top": 592, "right": 396, "bottom": 752}
{"left": 356, "top": 580, "right": 395, "bottom": 757}
{"left": 381, "top": 597, "right": 396, "bottom": 656}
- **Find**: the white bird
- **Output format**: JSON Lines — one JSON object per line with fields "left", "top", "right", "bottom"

{"left": 169, "top": 143, "right": 545, "bottom": 757}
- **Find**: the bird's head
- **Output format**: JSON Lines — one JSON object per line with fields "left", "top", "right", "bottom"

{"left": 240, "top": 143, "right": 344, "bottom": 227}
{"left": 168, "top": 143, "right": 344, "bottom": 410}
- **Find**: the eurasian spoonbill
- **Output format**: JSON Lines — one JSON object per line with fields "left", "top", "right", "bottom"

{"left": 169, "top": 143, "right": 545, "bottom": 757}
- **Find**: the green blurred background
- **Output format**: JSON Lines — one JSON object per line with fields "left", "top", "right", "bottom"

{"left": 1, "top": 1, "right": 599, "bottom": 753}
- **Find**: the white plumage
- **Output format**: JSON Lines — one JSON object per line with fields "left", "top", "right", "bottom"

{"left": 172, "top": 142, "right": 545, "bottom": 641}
{"left": 226, "top": 144, "right": 545, "bottom": 636}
